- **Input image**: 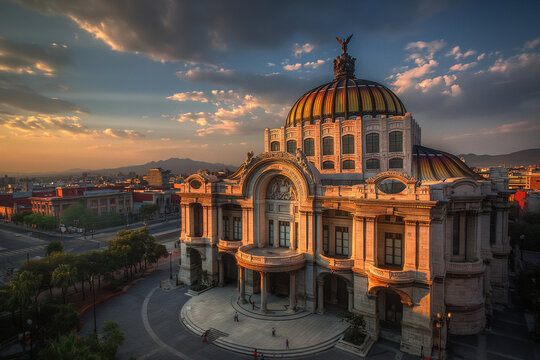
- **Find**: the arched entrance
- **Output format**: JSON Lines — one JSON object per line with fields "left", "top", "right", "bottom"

{"left": 187, "top": 247, "right": 203, "bottom": 286}
{"left": 220, "top": 252, "right": 238, "bottom": 286}
{"left": 378, "top": 289, "right": 403, "bottom": 333}
{"left": 268, "top": 272, "right": 290, "bottom": 297}
{"left": 317, "top": 273, "right": 351, "bottom": 313}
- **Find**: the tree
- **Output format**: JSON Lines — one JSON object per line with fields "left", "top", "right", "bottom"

{"left": 12, "top": 210, "right": 32, "bottom": 224}
{"left": 9, "top": 271, "right": 42, "bottom": 331}
{"left": 139, "top": 204, "right": 158, "bottom": 223}
{"left": 46, "top": 241, "right": 64, "bottom": 256}
{"left": 39, "top": 303, "right": 80, "bottom": 341}
{"left": 101, "top": 321, "right": 125, "bottom": 359}
{"left": 51, "top": 264, "right": 78, "bottom": 304}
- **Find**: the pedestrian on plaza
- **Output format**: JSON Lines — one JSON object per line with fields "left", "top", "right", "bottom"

{"left": 260, "top": 353, "right": 264, "bottom": 360}
{"left": 286, "top": 338, "right": 289, "bottom": 349}
{"left": 252, "top": 299, "right": 255, "bottom": 310}
{"left": 202, "top": 331, "right": 208, "bottom": 343}
{"left": 272, "top": 327, "right": 275, "bottom": 336}
{"left": 234, "top": 311, "right": 239, "bottom": 322}
{"left": 253, "top": 348, "right": 258, "bottom": 359}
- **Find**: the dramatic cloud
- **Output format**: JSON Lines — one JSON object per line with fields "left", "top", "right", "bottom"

{"left": 12, "top": 0, "right": 450, "bottom": 63}
{"left": 524, "top": 37, "right": 540, "bottom": 50}
{"left": 449, "top": 62, "right": 478, "bottom": 72}
{"left": 0, "top": 85, "right": 85, "bottom": 114}
{"left": 0, "top": 113, "right": 144, "bottom": 139}
{"left": 304, "top": 60, "right": 325, "bottom": 69}
{"left": 0, "top": 37, "right": 71, "bottom": 76}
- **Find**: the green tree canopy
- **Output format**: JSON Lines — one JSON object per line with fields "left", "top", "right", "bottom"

{"left": 46, "top": 241, "right": 64, "bottom": 256}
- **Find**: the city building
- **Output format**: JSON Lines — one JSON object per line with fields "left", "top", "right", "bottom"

{"left": 176, "top": 41, "right": 510, "bottom": 356}
{"left": 145, "top": 168, "right": 171, "bottom": 188}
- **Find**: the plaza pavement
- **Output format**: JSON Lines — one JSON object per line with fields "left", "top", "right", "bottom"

{"left": 79, "top": 263, "right": 539, "bottom": 360}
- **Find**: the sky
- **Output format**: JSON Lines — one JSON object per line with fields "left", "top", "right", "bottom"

{"left": 0, "top": 0, "right": 539, "bottom": 174}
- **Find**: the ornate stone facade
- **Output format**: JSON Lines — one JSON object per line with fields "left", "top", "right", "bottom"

{"left": 176, "top": 39, "right": 510, "bottom": 357}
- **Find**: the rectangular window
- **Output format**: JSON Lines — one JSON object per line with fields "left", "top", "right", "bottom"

{"left": 223, "top": 216, "right": 230, "bottom": 240}
{"left": 336, "top": 226, "right": 349, "bottom": 256}
{"left": 453, "top": 214, "right": 460, "bottom": 255}
{"left": 323, "top": 225, "right": 329, "bottom": 253}
{"left": 385, "top": 232, "right": 402, "bottom": 266}
{"left": 100, "top": 199, "right": 107, "bottom": 206}
{"left": 233, "top": 217, "right": 242, "bottom": 240}
{"left": 269, "top": 220, "right": 274, "bottom": 246}
{"left": 109, "top": 198, "right": 116, "bottom": 205}
{"left": 279, "top": 221, "right": 290, "bottom": 247}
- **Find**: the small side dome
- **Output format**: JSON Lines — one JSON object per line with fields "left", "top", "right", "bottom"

{"left": 412, "top": 145, "right": 483, "bottom": 181}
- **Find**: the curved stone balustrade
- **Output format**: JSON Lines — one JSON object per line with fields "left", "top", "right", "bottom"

{"left": 368, "top": 264, "right": 415, "bottom": 283}
{"left": 217, "top": 239, "right": 242, "bottom": 252}
{"left": 446, "top": 258, "right": 485, "bottom": 275}
{"left": 317, "top": 254, "right": 354, "bottom": 271}
{"left": 236, "top": 244, "right": 305, "bottom": 272}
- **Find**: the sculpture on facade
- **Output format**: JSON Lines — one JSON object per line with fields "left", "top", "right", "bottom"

{"left": 267, "top": 175, "right": 297, "bottom": 200}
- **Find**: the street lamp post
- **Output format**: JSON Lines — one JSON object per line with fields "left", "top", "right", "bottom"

{"left": 26, "top": 318, "right": 32, "bottom": 357}
{"left": 91, "top": 275, "right": 97, "bottom": 334}
{"left": 434, "top": 312, "right": 452, "bottom": 360}
{"left": 169, "top": 251, "right": 173, "bottom": 280}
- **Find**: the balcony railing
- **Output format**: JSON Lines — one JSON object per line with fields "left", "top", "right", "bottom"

{"left": 368, "top": 264, "right": 415, "bottom": 283}
{"left": 217, "top": 239, "right": 242, "bottom": 251}
{"left": 317, "top": 254, "right": 354, "bottom": 271}
{"left": 236, "top": 245, "right": 305, "bottom": 267}
{"left": 446, "top": 258, "right": 485, "bottom": 275}
{"left": 183, "top": 236, "right": 206, "bottom": 245}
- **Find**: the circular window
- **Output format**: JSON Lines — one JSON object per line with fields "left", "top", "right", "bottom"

{"left": 377, "top": 179, "right": 406, "bottom": 194}
{"left": 190, "top": 180, "right": 202, "bottom": 189}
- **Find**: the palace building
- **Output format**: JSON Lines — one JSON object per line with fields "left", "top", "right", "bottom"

{"left": 176, "top": 38, "right": 510, "bottom": 356}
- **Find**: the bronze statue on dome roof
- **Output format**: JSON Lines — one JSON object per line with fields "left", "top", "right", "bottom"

{"left": 336, "top": 34, "right": 353, "bottom": 54}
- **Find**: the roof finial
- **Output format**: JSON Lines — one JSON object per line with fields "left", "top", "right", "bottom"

{"left": 336, "top": 34, "right": 353, "bottom": 54}
{"left": 333, "top": 34, "right": 356, "bottom": 79}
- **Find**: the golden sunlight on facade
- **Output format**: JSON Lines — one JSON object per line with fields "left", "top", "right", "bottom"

{"left": 176, "top": 38, "right": 510, "bottom": 356}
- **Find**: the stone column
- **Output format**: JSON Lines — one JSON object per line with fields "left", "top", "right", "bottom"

{"left": 238, "top": 266, "right": 247, "bottom": 303}
{"left": 260, "top": 272, "right": 268, "bottom": 313}
{"left": 315, "top": 211, "right": 323, "bottom": 255}
{"left": 218, "top": 258, "right": 224, "bottom": 287}
{"left": 365, "top": 217, "right": 376, "bottom": 265}
{"left": 289, "top": 271, "right": 296, "bottom": 312}
{"left": 347, "top": 287, "right": 354, "bottom": 312}
{"left": 404, "top": 220, "right": 417, "bottom": 271}
{"left": 290, "top": 221, "right": 296, "bottom": 250}
{"left": 217, "top": 205, "right": 223, "bottom": 239}
{"left": 317, "top": 279, "right": 325, "bottom": 314}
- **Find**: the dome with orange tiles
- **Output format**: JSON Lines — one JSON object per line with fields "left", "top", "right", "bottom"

{"left": 285, "top": 78, "right": 406, "bottom": 127}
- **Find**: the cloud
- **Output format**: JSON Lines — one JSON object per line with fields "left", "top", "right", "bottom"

{"left": 446, "top": 46, "right": 476, "bottom": 60}
{"left": 13, "top": 0, "right": 451, "bottom": 63}
{"left": 174, "top": 112, "right": 210, "bottom": 126}
{"left": 489, "top": 52, "right": 540, "bottom": 73}
{"left": 449, "top": 62, "right": 478, "bottom": 72}
{"left": 0, "top": 85, "right": 86, "bottom": 114}
{"left": 102, "top": 128, "right": 144, "bottom": 139}
{"left": 525, "top": 37, "right": 540, "bottom": 50}
{"left": 267, "top": 62, "right": 275, "bottom": 67}
{"left": 405, "top": 40, "right": 445, "bottom": 62}
{"left": 283, "top": 63, "right": 302, "bottom": 71}
{"left": 304, "top": 60, "right": 325, "bottom": 69}
{"left": 442, "top": 121, "right": 540, "bottom": 141}
{"left": 176, "top": 66, "right": 325, "bottom": 104}
{"left": 0, "top": 36, "right": 71, "bottom": 76}
{"left": 166, "top": 91, "right": 208, "bottom": 103}
{"left": 387, "top": 59, "right": 438, "bottom": 93}
{"left": 0, "top": 113, "right": 144, "bottom": 139}
{"left": 293, "top": 43, "right": 314, "bottom": 57}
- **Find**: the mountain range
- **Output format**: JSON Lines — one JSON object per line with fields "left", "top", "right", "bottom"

{"left": 458, "top": 148, "right": 540, "bottom": 168}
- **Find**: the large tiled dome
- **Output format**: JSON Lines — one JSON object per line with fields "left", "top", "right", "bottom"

{"left": 285, "top": 78, "right": 406, "bottom": 127}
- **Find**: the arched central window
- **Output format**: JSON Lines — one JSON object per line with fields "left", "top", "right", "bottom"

{"left": 303, "top": 138, "right": 314, "bottom": 156}
{"left": 286, "top": 140, "right": 297, "bottom": 154}
{"left": 322, "top": 136, "right": 334, "bottom": 155}
{"left": 366, "top": 133, "right": 379, "bottom": 153}
{"left": 342, "top": 135, "right": 355, "bottom": 154}
{"left": 389, "top": 131, "right": 403, "bottom": 152}
{"left": 271, "top": 141, "right": 280, "bottom": 151}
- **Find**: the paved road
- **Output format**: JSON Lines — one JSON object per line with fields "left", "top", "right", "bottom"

{"left": 0, "top": 220, "right": 180, "bottom": 282}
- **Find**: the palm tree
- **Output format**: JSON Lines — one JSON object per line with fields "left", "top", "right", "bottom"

{"left": 9, "top": 271, "right": 41, "bottom": 331}
{"left": 52, "top": 264, "right": 78, "bottom": 304}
